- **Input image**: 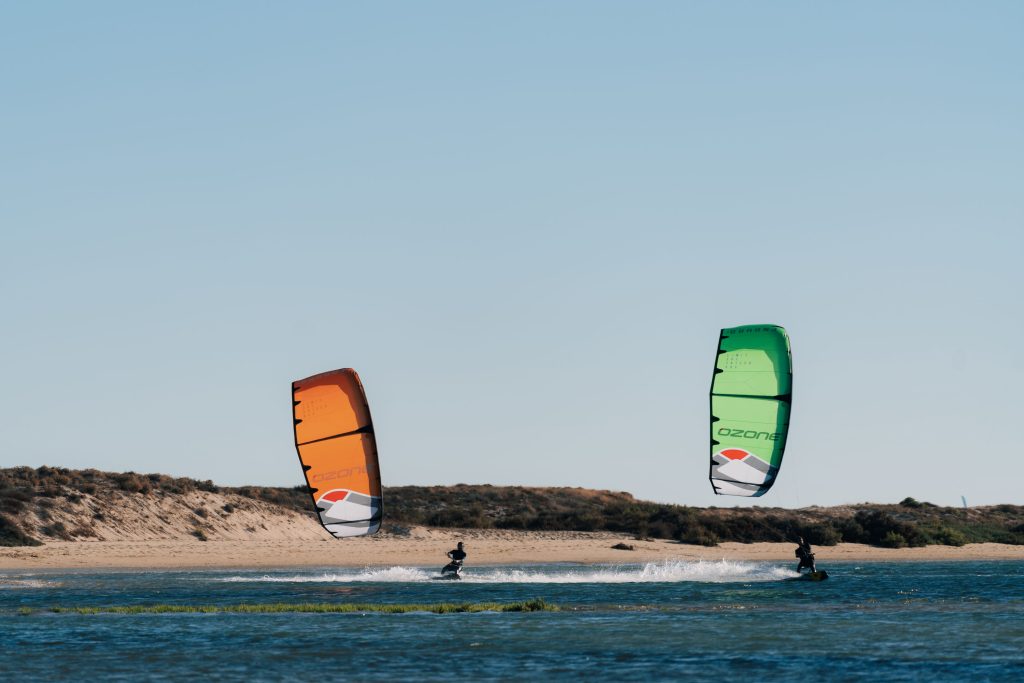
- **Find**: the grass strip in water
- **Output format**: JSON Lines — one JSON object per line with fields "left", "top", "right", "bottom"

{"left": 26, "top": 598, "right": 556, "bottom": 616}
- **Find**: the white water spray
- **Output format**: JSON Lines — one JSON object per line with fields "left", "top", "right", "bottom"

{"left": 218, "top": 560, "right": 797, "bottom": 585}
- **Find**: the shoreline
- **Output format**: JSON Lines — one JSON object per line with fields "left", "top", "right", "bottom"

{"left": 3, "top": 529, "right": 1023, "bottom": 570}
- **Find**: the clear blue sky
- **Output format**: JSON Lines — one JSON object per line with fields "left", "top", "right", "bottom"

{"left": 2, "top": 3, "right": 1021, "bottom": 507}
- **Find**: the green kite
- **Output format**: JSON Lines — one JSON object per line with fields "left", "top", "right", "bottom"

{"left": 710, "top": 325, "right": 792, "bottom": 497}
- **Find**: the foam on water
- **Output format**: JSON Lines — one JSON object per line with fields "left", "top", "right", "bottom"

{"left": 0, "top": 577, "right": 59, "bottom": 589}
{"left": 217, "top": 560, "right": 797, "bottom": 584}
{"left": 218, "top": 566, "right": 434, "bottom": 583}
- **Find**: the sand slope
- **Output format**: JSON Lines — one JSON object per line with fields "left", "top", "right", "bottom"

{"left": 4, "top": 473, "right": 1022, "bottom": 570}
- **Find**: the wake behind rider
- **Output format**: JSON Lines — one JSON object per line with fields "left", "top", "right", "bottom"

{"left": 795, "top": 536, "right": 816, "bottom": 573}
{"left": 442, "top": 541, "right": 467, "bottom": 575}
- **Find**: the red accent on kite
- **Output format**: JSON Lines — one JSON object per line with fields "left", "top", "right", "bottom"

{"left": 320, "top": 489, "right": 350, "bottom": 503}
{"left": 721, "top": 449, "right": 750, "bottom": 460}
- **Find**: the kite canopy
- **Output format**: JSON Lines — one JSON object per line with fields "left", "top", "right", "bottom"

{"left": 709, "top": 325, "right": 792, "bottom": 497}
{"left": 292, "top": 369, "right": 382, "bottom": 537}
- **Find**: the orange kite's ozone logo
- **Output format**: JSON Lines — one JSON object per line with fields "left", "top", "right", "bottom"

{"left": 712, "top": 447, "right": 772, "bottom": 487}
{"left": 316, "top": 488, "right": 381, "bottom": 525}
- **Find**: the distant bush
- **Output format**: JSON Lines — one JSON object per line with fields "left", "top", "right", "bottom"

{"left": 40, "top": 521, "right": 73, "bottom": 540}
{"left": 678, "top": 526, "right": 719, "bottom": 547}
{"left": 798, "top": 523, "right": 842, "bottom": 546}
{"left": 0, "top": 488, "right": 32, "bottom": 515}
{"left": 495, "top": 515, "right": 530, "bottom": 530}
{"left": 0, "top": 514, "right": 41, "bottom": 546}
{"left": 900, "top": 497, "right": 938, "bottom": 509}
{"left": 69, "top": 523, "right": 98, "bottom": 539}
{"left": 427, "top": 503, "right": 492, "bottom": 529}
{"left": 234, "top": 486, "right": 309, "bottom": 514}
{"left": 839, "top": 510, "right": 927, "bottom": 548}
{"left": 562, "top": 510, "right": 604, "bottom": 532}
{"left": 928, "top": 525, "right": 968, "bottom": 547}
{"left": 879, "top": 531, "right": 907, "bottom": 548}
{"left": 114, "top": 473, "right": 150, "bottom": 494}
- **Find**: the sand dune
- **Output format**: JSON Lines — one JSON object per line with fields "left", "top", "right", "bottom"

{"left": 4, "top": 470, "right": 1022, "bottom": 570}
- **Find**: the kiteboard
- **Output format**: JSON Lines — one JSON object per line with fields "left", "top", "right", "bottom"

{"left": 432, "top": 573, "right": 462, "bottom": 581}
{"left": 788, "top": 570, "right": 829, "bottom": 582}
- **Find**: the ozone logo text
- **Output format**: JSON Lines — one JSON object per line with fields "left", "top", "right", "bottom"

{"left": 717, "top": 427, "right": 784, "bottom": 441}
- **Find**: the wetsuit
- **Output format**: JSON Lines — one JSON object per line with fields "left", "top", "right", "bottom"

{"left": 795, "top": 541, "right": 816, "bottom": 573}
{"left": 442, "top": 547, "right": 467, "bottom": 574}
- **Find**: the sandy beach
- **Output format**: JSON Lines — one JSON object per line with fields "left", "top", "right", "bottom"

{"left": 3, "top": 527, "right": 1022, "bottom": 571}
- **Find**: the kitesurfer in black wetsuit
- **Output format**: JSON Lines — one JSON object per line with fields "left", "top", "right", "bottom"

{"left": 442, "top": 542, "right": 466, "bottom": 575}
{"left": 795, "top": 536, "right": 816, "bottom": 573}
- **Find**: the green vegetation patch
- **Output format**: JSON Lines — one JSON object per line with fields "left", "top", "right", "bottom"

{"left": 25, "top": 598, "right": 556, "bottom": 616}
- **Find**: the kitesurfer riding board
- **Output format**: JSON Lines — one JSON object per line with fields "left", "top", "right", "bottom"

{"left": 435, "top": 541, "right": 466, "bottom": 580}
{"left": 789, "top": 536, "right": 826, "bottom": 580}
{"left": 794, "top": 536, "right": 817, "bottom": 573}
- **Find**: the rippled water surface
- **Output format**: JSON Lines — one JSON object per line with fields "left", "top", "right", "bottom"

{"left": 3, "top": 560, "right": 1022, "bottom": 681}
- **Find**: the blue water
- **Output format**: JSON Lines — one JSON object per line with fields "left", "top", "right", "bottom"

{"left": 2, "top": 561, "right": 1023, "bottom": 681}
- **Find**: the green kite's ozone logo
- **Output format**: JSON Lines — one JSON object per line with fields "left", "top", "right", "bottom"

{"left": 717, "top": 427, "right": 783, "bottom": 441}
